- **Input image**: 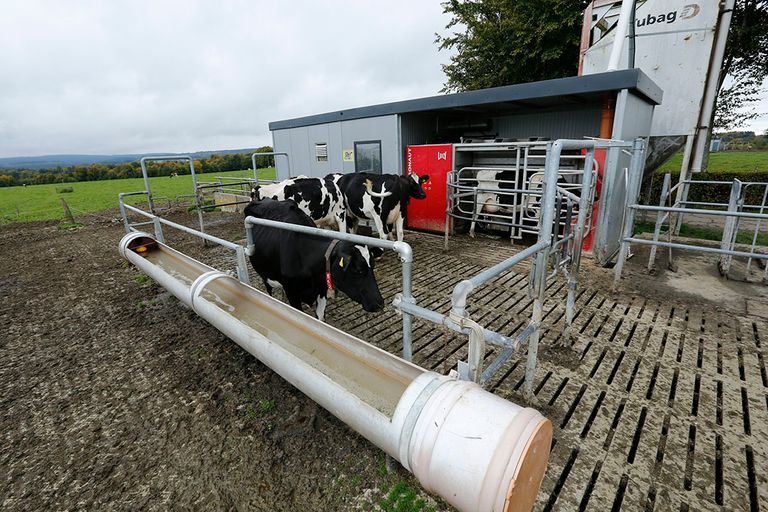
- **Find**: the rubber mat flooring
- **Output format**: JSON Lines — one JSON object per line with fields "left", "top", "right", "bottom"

{"left": 206, "top": 230, "right": 767, "bottom": 512}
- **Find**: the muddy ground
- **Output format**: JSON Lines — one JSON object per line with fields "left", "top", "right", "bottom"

{"left": 0, "top": 211, "right": 443, "bottom": 511}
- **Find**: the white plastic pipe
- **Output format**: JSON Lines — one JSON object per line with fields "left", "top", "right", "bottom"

{"left": 120, "top": 232, "right": 553, "bottom": 512}
{"left": 607, "top": 0, "right": 635, "bottom": 71}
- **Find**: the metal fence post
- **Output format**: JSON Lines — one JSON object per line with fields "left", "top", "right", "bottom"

{"left": 139, "top": 158, "right": 156, "bottom": 215}
{"left": 673, "top": 179, "right": 690, "bottom": 235}
{"left": 747, "top": 184, "right": 768, "bottom": 274}
{"left": 564, "top": 148, "right": 595, "bottom": 340}
{"left": 526, "top": 141, "right": 558, "bottom": 399}
{"left": 613, "top": 139, "right": 646, "bottom": 288}
{"left": 648, "top": 173, "right": 671, "bottom": 272}
{"left": 719, "top": 179, "right": 742, "bottom": 276}
{"left": 188, "top": 158, "right": 206, "bottom": 236}
{"left": 235, "top": 246, "right": 251, "bottom": 285}
{"left": 444, "top": 171, "right": 452, "bottom": 251}
{"left": 153, "top": 216, "right": 165, "bottom": 243}
{"left": 118, "top": 198, "right": 131, "bottom": 234}
{"left": 396, "top": 242, "right": 414, "bottom": 362}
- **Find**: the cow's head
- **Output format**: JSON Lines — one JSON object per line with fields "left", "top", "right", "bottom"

{"left": 329, "top": 242, "right": 384, "bottom": 313}
{"left": 250, "top": 186, "right": 262, "bottom": 201}
{"left": 402, "top": 174, "right": 430, "bottom": 200}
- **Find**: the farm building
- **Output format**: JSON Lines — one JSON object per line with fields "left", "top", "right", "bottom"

{"left": 268, "top": 68, "right": 661, "bottom": 266}
{"left": 268, "top": 68, "right": 661, "bottom": 179}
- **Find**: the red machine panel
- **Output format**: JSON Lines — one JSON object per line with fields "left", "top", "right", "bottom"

{"left": 406, "top": 144, "right": 453, "bottom": 232}
{"left": 581, "top": 148, "right": 606, "bottom": 251}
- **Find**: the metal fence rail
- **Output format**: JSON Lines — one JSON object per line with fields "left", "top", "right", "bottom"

{"left": 139, "top": 155, "right": 206, "bottom": 237}
{"left": 251, "top": 151, "right": 289, "bottom": 180}
{"left": 118, "top": 198, "right": 251, "bottom": 284}
{"left": 445, "top": 141, "right": 598, "bottom": 243}
{"left": 615, "top": 174, "right": 768, "bottom": 285}
{"left": 407, "top": 139, "right": 643, "bottom": 393}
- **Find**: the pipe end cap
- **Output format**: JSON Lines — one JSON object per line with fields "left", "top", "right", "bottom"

{"left": 502, "top": 417, "right": 553, "bottom": 512}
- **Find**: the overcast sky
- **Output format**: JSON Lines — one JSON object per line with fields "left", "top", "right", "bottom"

{"left": 0, "top": 1, "right": 451, "bottom": 157}
{"left": 1, "top": 1, "right": 766, "bottom": 158}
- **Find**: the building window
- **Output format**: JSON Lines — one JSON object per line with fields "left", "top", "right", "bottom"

{"left": 354, "top": 140, "right": 382, "bottom": 173}
{"left": 315, "top": 143, "right": 328, "bottom": 162}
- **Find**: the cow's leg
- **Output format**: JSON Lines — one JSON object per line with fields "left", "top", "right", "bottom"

{"left": 285, "top": 291, "right": 304, "bottom": 313}
{"left": 367, "top": 210, "right": 388, "bottom": 240}
{"left": 395, "top": 215, "right": 404, "bottom": 242}
{"left": 315, "top": 295, "right": 327, "bottom": 322}
{"left": 377, "top": 213, "right": 392, "bottom": 241}
{"left": 262, "top": 278, "right": 274, "bottom": 296}
{"left": 469, "top": 200, "right": 486, "bottom": 238}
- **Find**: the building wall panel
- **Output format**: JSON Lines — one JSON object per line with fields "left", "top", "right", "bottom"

{"left": 272, "top": 115, "right": 400, "bottom": 179}
{"left": 494, "top": 106, "right": 602, "bottom": 140}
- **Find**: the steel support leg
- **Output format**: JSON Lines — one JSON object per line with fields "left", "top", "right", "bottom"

{"left": 648, "top": 173, "right": 671, "bottom": 272}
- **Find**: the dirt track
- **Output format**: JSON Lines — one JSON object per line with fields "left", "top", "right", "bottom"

{"left": 0, "top": 212, "right": 436, "bottom": 511}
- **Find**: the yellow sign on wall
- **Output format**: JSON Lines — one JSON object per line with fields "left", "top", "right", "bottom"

{"left": 342, "top": 149, "right": 354, "bottom": 162}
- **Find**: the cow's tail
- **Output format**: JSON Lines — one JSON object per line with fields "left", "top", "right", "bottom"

{"left": 364, "top": 179, "right": 392, "bottom": 198}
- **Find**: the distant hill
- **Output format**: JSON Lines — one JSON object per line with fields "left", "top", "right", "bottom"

{"left": 0, "top": 148, "right": 260, "bottom": 170}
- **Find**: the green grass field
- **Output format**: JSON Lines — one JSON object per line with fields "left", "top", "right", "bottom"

{"left": 658, "top": 151, "right": 768, "bottom": 173}
{"left": 0, "top": 168, "right": 275, "bottom": 223}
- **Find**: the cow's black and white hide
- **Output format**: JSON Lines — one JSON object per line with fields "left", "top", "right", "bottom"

{"left": 334, "top": 172, "right": 429, "bottom": 242}
{"left": 243, "top": 198, "right": 384, "bottom": 321}
{"left": 251, "top": 176, "right": 346, "bottom": 232}
{"left": 468, "top": 170, "right": 567, "bottom": 237}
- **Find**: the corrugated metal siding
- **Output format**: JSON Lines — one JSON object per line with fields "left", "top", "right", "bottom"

{"left": 493, "top": 106, "right": 603, "bottom": 140}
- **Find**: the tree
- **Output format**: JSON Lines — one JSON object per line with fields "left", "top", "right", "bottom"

{"left": 713, "top": 0, "right": 768, "bottom": 130}
{"left": 435, "top": 0, "right": 586, "bottom": 92}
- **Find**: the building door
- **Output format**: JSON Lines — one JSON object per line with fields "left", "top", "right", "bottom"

{"left": 354, "top": 140, "right": 382, "bottom": 174}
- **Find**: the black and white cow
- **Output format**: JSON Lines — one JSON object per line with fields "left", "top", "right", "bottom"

{"left": 468, "top": 170, "right": 567, "bottom": 237}
{"left": 469, "top": 170, "right": 518, "bottom": 238}
{"left": 243, "top": 197, "right": 384, "bottom": 321}
{"left": 251, "top": 176, "right": 347, "bottom": 232}
{"left": 334, "top": 172, "right": 430, "bottom": 242}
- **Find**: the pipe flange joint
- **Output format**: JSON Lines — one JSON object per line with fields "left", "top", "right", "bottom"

{"left": 189, "top": 271, "right": 233, "bottom": 313}
{"left": 391, "top": 293, "right": 415, "bottom": 317}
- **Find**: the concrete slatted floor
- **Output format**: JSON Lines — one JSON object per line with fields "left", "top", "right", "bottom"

{"left": 207, "top": 230, "right": 767, "bottom": 511}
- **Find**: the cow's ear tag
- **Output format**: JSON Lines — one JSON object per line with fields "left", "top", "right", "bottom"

{"left": 339, "top": 257, "right": 344, "bottom": 268}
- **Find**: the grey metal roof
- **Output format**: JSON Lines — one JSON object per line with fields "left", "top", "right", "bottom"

{"left": 269, "top": 69, "right": 662, "bottom": 131}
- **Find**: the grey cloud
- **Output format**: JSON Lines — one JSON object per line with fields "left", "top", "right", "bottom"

{"left": 0, "top": 1, "right": 451, "bottom": 157}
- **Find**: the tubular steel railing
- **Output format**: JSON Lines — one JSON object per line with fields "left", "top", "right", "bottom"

{"left": 119, "top": 140, "right": 645, "bottom": 394}
{"left": 615, "top": 174, "right": 768, "bottom": 285}
{"left": 401, "top": 138, "right": 642, "bottom": 395}
{"left": 444, "top": 141, "right": 598, "bottom": 245}
{"left": 118, "top": 197, "right": 251, "bottom": 285}
{"left": 244, "top": 216, "right": 416, "bottom": 362}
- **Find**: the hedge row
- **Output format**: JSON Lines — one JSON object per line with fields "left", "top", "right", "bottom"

{"left": 641, "top": 170, "right": 768, "bottom": 206}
